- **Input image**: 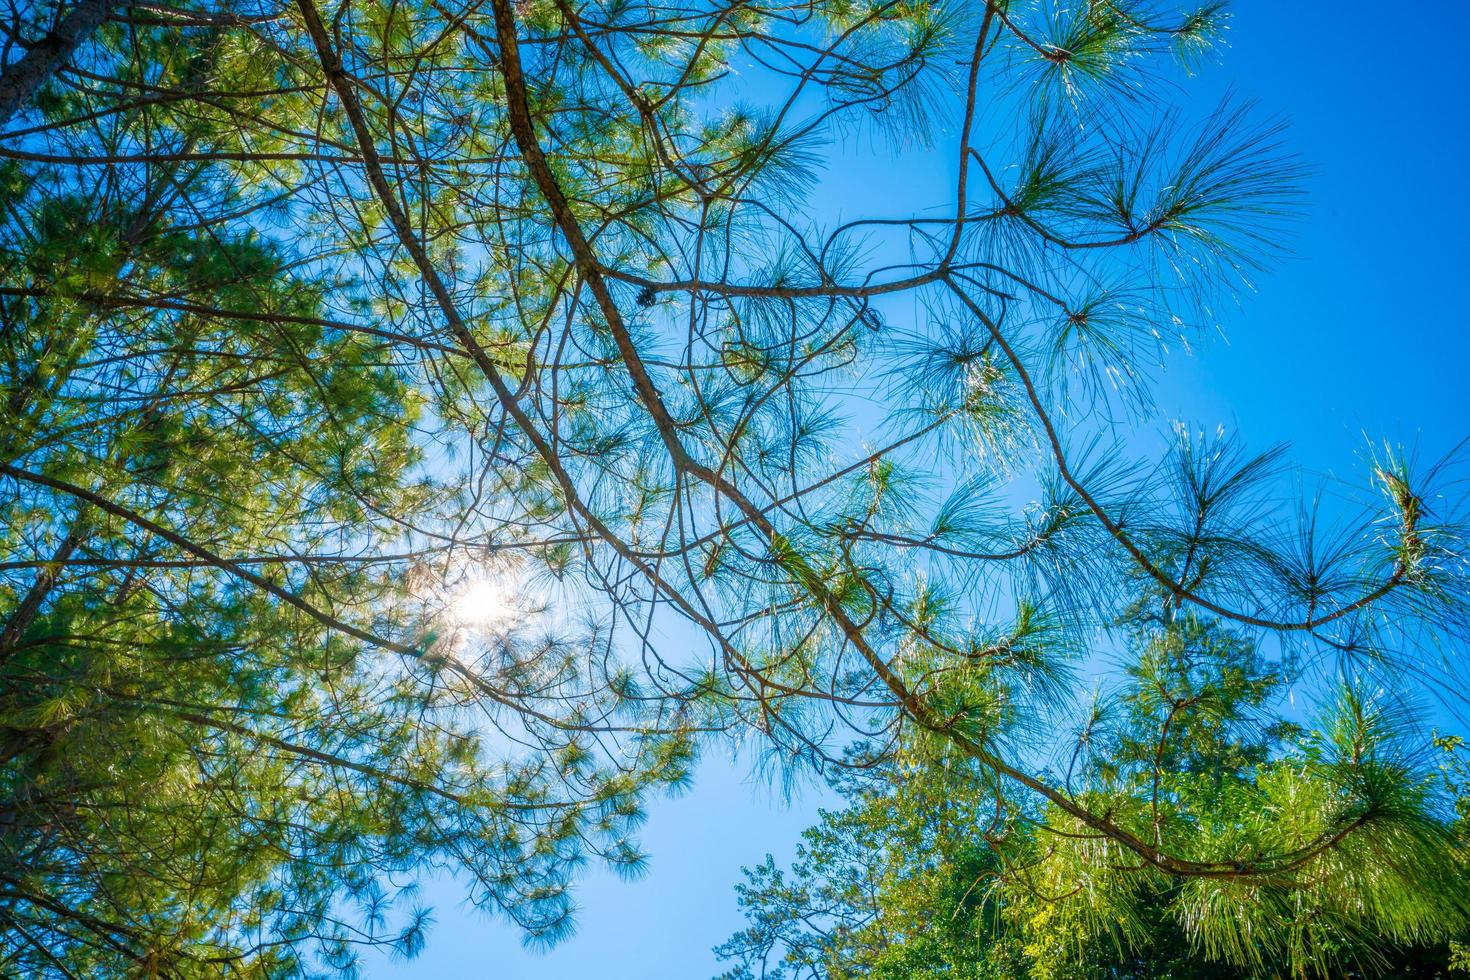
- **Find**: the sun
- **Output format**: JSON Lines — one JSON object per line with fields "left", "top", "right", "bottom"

{"left": 449, "top": 576, "right": 516, "bottom": 631}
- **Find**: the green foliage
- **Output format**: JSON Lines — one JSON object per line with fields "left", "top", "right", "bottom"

{"left": 0, "top": 147, "right": 693, "bottom": 974}
{"left": 2, "top": 0, "right": 1469, "bottom": 975}
{"left": 722, "top": 617, "right": 1470, "bottom": 978}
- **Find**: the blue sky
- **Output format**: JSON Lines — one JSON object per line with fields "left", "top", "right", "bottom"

{"left": 366, "top": 3, "right": 1470, "bottom": 976}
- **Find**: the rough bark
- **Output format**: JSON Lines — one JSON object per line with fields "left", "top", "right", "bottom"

{"left": 0, "top": 0, "right": 121, "bottom": 126}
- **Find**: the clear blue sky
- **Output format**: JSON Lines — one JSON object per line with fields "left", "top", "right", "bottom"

{"left": 367, "top": 3, "right": 1470, "bottom": 976}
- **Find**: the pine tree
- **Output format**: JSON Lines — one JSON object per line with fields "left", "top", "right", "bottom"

{"left": 2, "top": 0, "right": 1468, "bottom": 974}
{"left": 0, "top": 11, "right": 697, "bottom": 971}
{"left": 719, "top": 612, "right": 1470, "bottom": 978}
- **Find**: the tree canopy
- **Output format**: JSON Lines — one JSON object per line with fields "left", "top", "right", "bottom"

{"left": 719, "top": 613, "right": 1470, "bottom": 978}
{"left": 1, "top": 0, "right": 1467, "bottom": 976}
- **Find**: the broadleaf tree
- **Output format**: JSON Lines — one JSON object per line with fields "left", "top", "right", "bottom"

{"left": 1, "top": 0, "right": 1467, "bottom": 976}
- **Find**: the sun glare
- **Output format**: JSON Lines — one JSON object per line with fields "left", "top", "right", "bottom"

{"left": 450, "top": 577, "right": 516, "bottom": 631}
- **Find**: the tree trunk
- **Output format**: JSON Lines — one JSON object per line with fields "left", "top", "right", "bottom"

{"left": 0, "top": 0, "right": 121, "bottom": 126}
{"left": 0, "top": 526, "right": 84, "bottom": 666}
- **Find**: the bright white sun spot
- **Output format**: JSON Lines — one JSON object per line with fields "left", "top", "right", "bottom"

{"left": 450, "top": 576, "right": 517, "bottom": 631}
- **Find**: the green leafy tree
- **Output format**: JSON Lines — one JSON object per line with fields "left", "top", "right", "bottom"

{"left": 0, "top": 92, "right": 693, "bottom": 975}
{"left": 721, "top": 610, "right": 1470, "bottom": 978}
{"left": 718, "top": 753, "right": 1029, "bottom": 980}
{"left": 2, "top": 0, "right": 1469, "bottom": 974}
